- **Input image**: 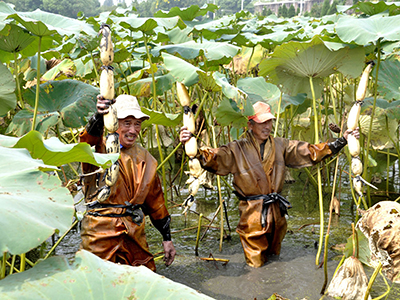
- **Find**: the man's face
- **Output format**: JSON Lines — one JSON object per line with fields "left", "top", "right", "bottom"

{"left": 248, "top": 119, "right": 273, "bottom": 143}
{"left": 117, "top": 116, "right": 142, "bottom": 148}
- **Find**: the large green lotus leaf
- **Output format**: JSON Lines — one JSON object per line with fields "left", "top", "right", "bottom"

{"left": 213, "top": 71, "right": 242, "bottom": 102}
{"left": 363, "top": 97, "right": 400, "bottom": 120}
{"left": 6, "top": 110, "right": 60, "bottom": 136}
{"left": 0, "top": 23, "right": 35, "bottom": 53}
{"left": 22, "top": 79, "right": 98, "bottom": 128}
{"left": 118, "top": 16, "right": 185, "bottom": 35}
{"left": 0, "top": 250, "right": 215, "bottom": 300}
{"left": 258, "top": 36, "right": 365, "bottom": 97}
{"left": 374, "top": 58, "right": 400, "bottom": 100}
{"left": 237, "top": 77, "right": 281, "bottom": 107}
{"left": 0, "top": 1, "right": 16, "bottom": 20}
{"left": 0, "top": 131, "right": 119, "bottom": 169}
{"left": 198, "top": 72, "right": 222, "bottom": 93}
{"left": 162, "top": 52, "right": 204, "bottom": 86}
{"left": 0, "top": 62, "right": 16, "bottom": 116}
{"left": 9, "top": 9, "right": 96, "bottom": 37}
{"left": 165, "top": 27, "right": 192, "bottom": 44}
{"left": 152, "top": 41, "right": 240, "bottom": 65}
{"left": 338, "top": 2, "right": 400, "bottom": 16}
{"left": 336, "top": 14, "right": 400, "bottom": 45}
{"left": 215, "top": 98, "right": 248, "bottom": 129}
{"left": 124, "top": 73, "right": 175, "bottom": 97}
{"left": 20, "top": 34, "right": 55, "bottom": 57}
{"left": 74, "top": 56, "right": 95, "bottom": 77}
{"left": 42, "top": 59, "right": 75, "bottom": 81}
{"left": 154, "top": 3, "right": 218, "bottom": 21}
{"left": 0, "top": 146, "right": 74, "bottom": 254}
{"left": 190, "top": 15, "right": 236, "bottom": 32}
{"left": 141, "top": 108, "right": 182, "bottom": 128}
{"left": 358, "top": 107, "right": 398, "bottom": 150}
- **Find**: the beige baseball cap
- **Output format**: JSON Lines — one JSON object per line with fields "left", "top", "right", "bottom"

{"left": 114, "top": 94, "right": 150, "bottom": 120}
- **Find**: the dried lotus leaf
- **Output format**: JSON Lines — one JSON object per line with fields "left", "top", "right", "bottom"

{"left": 357, "top": 201, "right": 400, "bottom": 283}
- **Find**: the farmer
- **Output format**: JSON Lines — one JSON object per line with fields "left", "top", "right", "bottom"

{"left": 79, "top": 94, "right": 176, "bottom": 271}
{"left": 180, "top": 101, "right": 359, "bottom": 268}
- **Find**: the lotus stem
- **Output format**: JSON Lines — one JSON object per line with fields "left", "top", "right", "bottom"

{"left": 364, "top": 40, "right": 381, "bottom": 207}
{"left": 199, "top": 257, "right": 229, "bottom": 263}
{"left": 195, "top": 214, "right": 203, "bottom": 256}
{"left": 246, "top": 46, "right": 255, "bottom": 76}
{"left": 157, "top": 142, "right": 182, "bottom": 172}
{"left": 200, "top": 204, "right": 222, "bottom": 241}
{"left": 155, "top": 125, "right": 168, "bottom": 206}
{"left": 309, "top": 76, "right": 324, "bottom": 266}
{"left": 1, "top": 252, "right": 6, "bottom": 279}
{"left": 31, "top": 36, "right": 42, "bottom": 132}
{"left": 43, "top": 219, "right": 79, "bottom": 261}
{"left": 274, "top": 92, "right": 282, "bottom": 138}
{"left": 19, "top": 253, "right": 26, "bottom": 272}
{"left": 13, "top": 52, "right": 24, "bottom": 109}
{"left": 9, "top": 255, "right": 16, "bottom": 275}
{"left": 364, "top": 261, "right": 382, "bottom": 300}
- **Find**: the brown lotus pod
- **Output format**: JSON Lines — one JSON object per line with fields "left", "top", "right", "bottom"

{"left": 357, "top": 201, "right": 400, "bottom": 283}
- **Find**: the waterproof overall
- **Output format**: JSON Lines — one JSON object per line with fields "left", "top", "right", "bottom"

{"left": 198, "top": 131, "right": 334, "bottom": 267}
{"left": 79, "top": 130, "right": 169, "bottom": 271}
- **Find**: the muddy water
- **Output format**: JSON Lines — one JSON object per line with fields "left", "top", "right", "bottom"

{"left": 58, "top": 169, "right": 400, "bottom": 300}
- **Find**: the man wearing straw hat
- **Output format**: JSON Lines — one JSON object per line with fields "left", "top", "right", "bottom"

{"left": 79, "top": 94, "right": 176, "bottom": 271}
{"left": 180, "top": 101, "right": 359, "bottom": 268}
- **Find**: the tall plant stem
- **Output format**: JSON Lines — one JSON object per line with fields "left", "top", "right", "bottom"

{"left": 13, "top": 52, "right": 24, "bottom": 109}
{"left": 43, "top": 219, "right": 79, "bottom": 261}
{"left": 321, "top": 148, "right": 341, "bottom": 294}
{"left": 195, "top": 214, "right": 203, "bottom": 256}
{"left": 1, "top": 252, "right": 6, "bottom": 279}
{"left": 143, "top": 34, "right": 158, "bottom": 109}
{"left": 19, "top": 253, "right": 26, "bottom": 272}
{"left": 246, "top": 46, "right": 255, "bottom": 76}
{"left": 31, "top": 36, "right": 42, "bottom": 131}
{"left": 90, "top": 52, "right": 99, "bottom": 85}
{"left": 118, "top": 62, "right": 130, "bottom": 95}
{"left": 364, "top": 40, "right": 381, "bottom": 207}
{"left": 309, "top": 76, "right": 324, "bottom": 266}
{"left": 364, "top": 262, "right": 382, "bottom": 300}
{"left": 274, "top": 93, "right": 283, "bottom": 138}
{"left": 211, "top": 125, "right": 224, "bottom": 251}
{"left": 155, "top": 125, "right": 167, "bottom": 205}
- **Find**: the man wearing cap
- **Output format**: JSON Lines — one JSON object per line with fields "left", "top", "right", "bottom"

{"left": 79, "top": 94, "right": 176, "bottom": 271}
{"left": 180, "top": 101, "right": 359, "bottom": 268}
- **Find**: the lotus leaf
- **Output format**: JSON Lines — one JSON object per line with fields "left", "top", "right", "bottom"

{"left": 141, "top": 108, "right": 182, "bottom": 128}
{"left": 154, "top": 4, "right": 218, "bottom": 21}
{"left": 125, "top": 73, "right": 175, "bottom": 97}
{"left": 9, "top": 9, "right": 96, "bottom": 37}
{"left": 0, "top": 62, "right": 16, "bottom": 116}
{"left": 0, "top": 23, "right": 34, "bottom": 53}
{"left": 6, "top": 110, "right": 60, "bottom": 136}
{"left": 0, "top": 131, "right": 119, "bottom": 169}
{"left": 336, "top": 14, "right": 400, "bottom": 46}
{"left": 162, "top": 52, "right": 204, "bottom": 86}
{"left": 338, "top": 1, "right": 400, "bottom": 16}
{"left": 357, "top": 201, "right": 400, "bottom": 283}
{"left": 215, "top": 97, "right": 248, "bottom": 129}
{"left": 152, "top": 41, "right": 240, "bottom": 67}
{"left": 0, "top": 146, "right": 74, "bottom": 254}
{"left": 258, "top": 36, "right": 364, "bottom": 97}
{"left": 21, "top": 79, "right": 98, "bottom": 129}
{"left": 374, "top": 58, "right": 400, "bottom": 100}
{"left": 0, "top": 250, "right": 215, "bottom": 299}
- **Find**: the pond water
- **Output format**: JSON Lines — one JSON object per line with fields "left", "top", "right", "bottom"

{"left": 56, "top": 167, "right": 400, "bottom": 300}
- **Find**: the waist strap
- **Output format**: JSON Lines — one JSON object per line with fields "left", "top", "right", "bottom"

{"left": 235, "top": 192, "right": 292, "bottom": 227}
{"left": 86, "top": 201, "right": 144, "bottom": 226}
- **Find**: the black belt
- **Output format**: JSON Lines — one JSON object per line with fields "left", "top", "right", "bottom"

{"left": 86, "top": 201, "right": 144, "bottom": 226}
{"left": 235, "top": 192, "right": 292, "bottom": 227}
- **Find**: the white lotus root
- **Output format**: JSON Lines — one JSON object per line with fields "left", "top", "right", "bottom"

{"left": 357, "top": 201, "right": 400, "bottom": 283}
